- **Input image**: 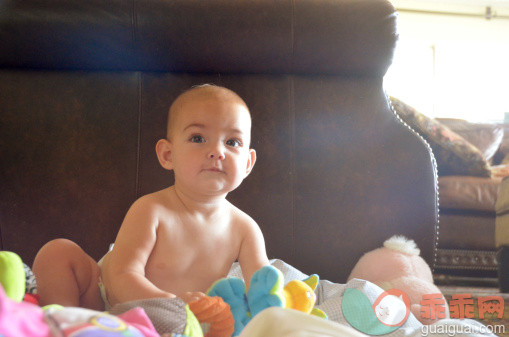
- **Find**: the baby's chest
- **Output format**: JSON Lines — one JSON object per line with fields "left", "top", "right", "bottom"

{"left": 148, "top": 227, "right": 240, "bottom": 273}
{"left": 145, "top": 240, "right": 238, "bottom": 292}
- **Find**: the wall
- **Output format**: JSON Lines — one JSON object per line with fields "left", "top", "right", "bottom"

{"left": 384, "top": 0, "right": 509, "bottom": 122}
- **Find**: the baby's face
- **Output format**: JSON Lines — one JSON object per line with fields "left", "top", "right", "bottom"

{"left": 168, "top": 95, "right": 255, "bottom": 197}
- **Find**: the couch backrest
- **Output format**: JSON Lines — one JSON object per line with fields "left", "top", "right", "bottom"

{"left": 0, "top": 0, "right": 438, "bottom": 282}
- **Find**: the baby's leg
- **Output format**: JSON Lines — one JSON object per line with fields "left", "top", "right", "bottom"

{"left": 32, "top": 238, "right": 103, "bottom": 310}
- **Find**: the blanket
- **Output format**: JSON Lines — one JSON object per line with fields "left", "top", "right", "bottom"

{"left": 0, "top": 258, "right": 499, "bottom": 337}
{"left": 230, "top": 260, "right": 498, "bottom": 337}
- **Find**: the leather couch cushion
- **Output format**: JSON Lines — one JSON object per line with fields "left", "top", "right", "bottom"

{"left": 439, "top": 176, "right": 501, "bottom": 212}
{"left": 390, "top": 97, "right": 491, "bottom": 177}
{"left": 496, "top": 176, "right": 509, "bottom": 215}
{"left": 496, "top": 177, "right": 509, "bottom": 247}
{"left": 439, "top": 212, "right": 495, "bottom": 250}
{"left": 0, "top": 0, "right": 396, "bottom": 77}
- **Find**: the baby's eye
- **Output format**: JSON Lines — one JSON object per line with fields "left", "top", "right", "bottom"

{"left": 226, "top": 138, "right": 242, "bottom": 147}
{"left": 190, "top": 135, "right": 205, "bottom": 143}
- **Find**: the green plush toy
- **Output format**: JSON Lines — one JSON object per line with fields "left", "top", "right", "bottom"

{"left": 0, "top": 251, "right": 26, "bottom": 302}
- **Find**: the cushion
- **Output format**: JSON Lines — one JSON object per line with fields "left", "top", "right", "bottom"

{"left": 109, "top": 297, "right": 193, "bottom": 336}
{"left": 438, "top": 176, "right": 501, "bottom": 212}
{"left": 499, "top": 125, "right": 509, "bottom": 155}
{"left": 491, "top": 164, "right": 509, "bottom": 178}
{"left": 390, "top": 97, "right": 491, "bottom": 177}
{"left": 436, "top": 118, "right": 503, "bottom": 162}
{"left": 496, "top": 177, "right": 509, "bottom": 247}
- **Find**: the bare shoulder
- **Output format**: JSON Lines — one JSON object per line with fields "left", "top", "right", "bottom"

{"left": 227, "top": 202, "right": 261, "bottom": 234}
{"left": 111, "top": 188, "right": 176, "bottom": 252}
{"left": 125, "top": 187, "right": 177, "bottom": 223}
{"left": 131, "top": 188, "right": 175, "bottom": 210}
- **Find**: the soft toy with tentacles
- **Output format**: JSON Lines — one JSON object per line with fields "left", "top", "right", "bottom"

{"left": 208, "top": 265, "right": 327, "bottom": 336}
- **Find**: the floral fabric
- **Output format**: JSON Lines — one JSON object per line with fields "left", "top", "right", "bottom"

{"left": 390, "top": 97, "right": 491, "bottom": 177}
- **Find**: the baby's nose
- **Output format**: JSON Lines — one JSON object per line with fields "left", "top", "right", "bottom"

{"left": 208, "top": 144, "right": 225, "bottom": 160}
{"left": 208, "top": 152, "right": 225, "bottom": 160}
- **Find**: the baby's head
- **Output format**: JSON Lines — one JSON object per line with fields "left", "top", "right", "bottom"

{"left": 156, "top": 84, "right": 256, "bottom": 197}
{"left": 166, "top": 84, "right": 251, "bottom": 141}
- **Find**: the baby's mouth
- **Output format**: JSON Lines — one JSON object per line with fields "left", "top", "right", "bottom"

{"left": 204, "top": 167, "right": 224, "bottom": 173}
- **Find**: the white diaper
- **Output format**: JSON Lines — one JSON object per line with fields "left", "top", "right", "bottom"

{"left": 97, "top": 244, "right": 114, "bottom": 310}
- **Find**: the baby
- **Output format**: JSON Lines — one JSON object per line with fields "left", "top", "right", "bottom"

{"left": 33, "top": 84, "right": 270, "bottom": 311}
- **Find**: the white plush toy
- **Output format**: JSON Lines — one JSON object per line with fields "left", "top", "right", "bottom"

{"left": 348, "top": 235, "right": 449, "bottom": 324}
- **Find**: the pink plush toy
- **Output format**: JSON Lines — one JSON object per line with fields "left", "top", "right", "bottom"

{"left": 0, "top": 283, "right": 161, "bottom": 337}
{"left": 348, "top": 235, "right": 449, "bottom": 325}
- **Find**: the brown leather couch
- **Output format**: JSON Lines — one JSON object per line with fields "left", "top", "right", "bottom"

{"left": 0, "top": 0, "right": 438, "bottom": 283}
{"left": 434, "top": 121, "right": 509, "bottom": 285}
{"left": 436, "top": 176, "right": 500, "bottom": 282}
{"left": 388, "top": 101, "right": 507, "bottom": 285}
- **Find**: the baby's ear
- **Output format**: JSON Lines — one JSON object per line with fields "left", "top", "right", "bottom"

{"left": 156, "top": 139, "right": 173, "bottom": 171}
{"left": 245, "top": 149, "right": 256, "bottom": 176}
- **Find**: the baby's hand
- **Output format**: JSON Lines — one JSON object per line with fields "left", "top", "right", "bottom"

{"left": 180, "top": 291, "right": 206, "bottom": 303}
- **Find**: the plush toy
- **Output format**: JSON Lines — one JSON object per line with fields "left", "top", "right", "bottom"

{"left": 0, "top": 284, "right": 166, "bottom": 337}
{"left": 208, "top": 265, "right": 326, "bottom": 336}
{"left": 348, "top": 235, "right": 449, "bottom": 325}
{"left": 0, "top": 251, "right": 26, "bottom": 302}
{"left": 188, "top": 295, "right": 235, "bottom": 337}
{"left": 207, "top": 266, "right": 283, "bottom": 336}
{"left": 0, "top": 251, "right": 208, "bottom": 337}
{"left": 283, "top": 276, "right": 327, "bottom": 319}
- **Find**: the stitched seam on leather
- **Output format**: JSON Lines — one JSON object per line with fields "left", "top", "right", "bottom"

{"left": 135, "top": 72, "right": 142, "bottom": 198}
{"left": 289, "top": 76, "right": 296, "bottom": 261}
{"left": 132, "top": 0, "right": 141, "bottom": 199}
{"left": 0, "top": 214, "right": 2, "bottom": 250}
{"left": 387, "top": 94, "right": 440, "bottom": 272}
{"left": 131, "top": 0, "right": 138, "bottom": 47}
{"left": 290, "top": 0, "right": 295, "bottom": 72}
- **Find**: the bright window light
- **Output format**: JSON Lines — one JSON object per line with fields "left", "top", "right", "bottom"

{"left": 384, "top": 9, "right": 509, "bottom": 123}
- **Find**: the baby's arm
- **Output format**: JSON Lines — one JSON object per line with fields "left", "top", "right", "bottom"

{"left": 237, "top": 217, "right": 270, "bottom": 288}
{"left": 101, "top": 196, "right": 175, "bottom": 306}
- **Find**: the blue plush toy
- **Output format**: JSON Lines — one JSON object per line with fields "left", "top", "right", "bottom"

{"left": 207, "top": 266, "right": 285, "bottom": 336}
{"left": 207, "top": 277, "right": 251, "bottom": 335}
